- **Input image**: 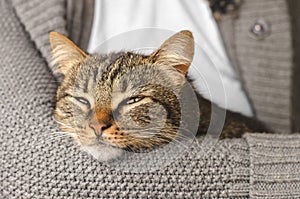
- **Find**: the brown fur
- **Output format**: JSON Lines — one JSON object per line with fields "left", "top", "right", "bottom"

{"left": 49, "top": 30, "right": 268, "bottom": 161}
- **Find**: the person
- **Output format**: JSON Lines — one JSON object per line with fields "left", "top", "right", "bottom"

{"left": 68, "top": 0, "right": 299, "bottom": 134}
{"left": 1, "top": 0, "right": 300, "bottom": 197}
{"left": 86, "top": 0, "right": 253, "bottom": 118}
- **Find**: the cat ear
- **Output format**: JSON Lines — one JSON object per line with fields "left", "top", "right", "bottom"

{"left": 49, "top": 32, "right": 87, "bottom": 75}
{"left": 150, "top": 30, "right": 194, "bottom": 75}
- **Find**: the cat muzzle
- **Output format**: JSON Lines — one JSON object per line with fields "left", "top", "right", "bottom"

{"left": 89, "top": 122, "right": 112, "bottom": 139}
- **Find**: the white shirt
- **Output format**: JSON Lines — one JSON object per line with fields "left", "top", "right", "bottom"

{"left": 88, "top": 0, "right": 253, "bottom": 116}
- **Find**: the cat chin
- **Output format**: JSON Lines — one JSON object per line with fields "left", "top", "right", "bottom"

{"left": 82, "top": 144, "right": 124, "bottom": 162}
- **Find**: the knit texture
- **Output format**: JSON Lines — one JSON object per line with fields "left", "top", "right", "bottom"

{"left": 1, "top": 0, "right": 300, "bottom": 198}
{"left": 234, "top": 0, "right": 293, "bottom": 133}
{"left": 246, "top": 134, "right": 300, "bottom": 198}
{"left": 1, "top": 1, "right": 250, "bottom": 197}
{"left": 11, "top": 0, "right": 67, "bottom": 68}
{"left": 218, "top": 0, "right": 293, "bottom": 134}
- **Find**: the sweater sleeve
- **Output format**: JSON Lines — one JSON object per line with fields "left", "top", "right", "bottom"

{"left": 245, "top": 133, "right": 300, "bottom": 198}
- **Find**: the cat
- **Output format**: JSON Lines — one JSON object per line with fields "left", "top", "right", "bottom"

{"left": 49, "top": 30, "right": 268, "bottom": 161}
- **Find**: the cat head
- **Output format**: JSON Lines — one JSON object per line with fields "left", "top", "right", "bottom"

{"left": 49, "top": 30, "right": 195, "bottom": 161}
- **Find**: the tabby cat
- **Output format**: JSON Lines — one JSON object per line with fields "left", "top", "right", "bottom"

{"left": 49, "top": 30, "right": 267, "bottom": 161}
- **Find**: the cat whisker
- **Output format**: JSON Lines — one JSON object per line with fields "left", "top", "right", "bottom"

{"left": 164, "top": 138, "right": 190, "bottom": 149}
{"left": 176, "top": 127, "right": 203, "bottom": 149}
{"left": 48, "top": 131, "right": 76, "bottom": 137}
{"left": 123, "top": 144, "right": 136, "bottom": 152}
{"left": 124, "top": 135, "right": 167, "bottom": 148}
{"left": 41, "top": 135, "right": 65, "bottom": 140}
{"left": 177, "top": 128, "right": 200, "bottom": 142}
{"left": 58, "top": 125, "right": 76, "bottom": 131}
{"left": 48, "top": 132, "right": 74, "bottom": 138}
{"left": 45, "top": 131, "right": 76, "bottom": 141}
{"left": 124, "top": 129, "right": 194, "bottom": 150}
{"left": 123, "top": 137, "right": 153, "bottom": 148}
{"left": 119, "top": 126, "right": 170, "bottom": 133}
{"left": 42, "top": 135, "right": 72, "bottom": 144}
{"left": 52, "top": 119, "right": 74, "bottom": 129}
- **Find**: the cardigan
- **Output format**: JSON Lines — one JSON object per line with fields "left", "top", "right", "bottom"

{"left": 1, "top": 0, "right": 300, "bottom": 198}
{"left": 217, "top": 0, "right": 299, "bottom": 134}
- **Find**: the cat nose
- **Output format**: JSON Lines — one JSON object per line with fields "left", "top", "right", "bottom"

{"left": 89, "top": 122, "right": 112, "bottom": 138}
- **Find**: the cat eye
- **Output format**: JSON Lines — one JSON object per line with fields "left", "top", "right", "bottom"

{"left": 126, "top": 97, "right": 144, "bottom": 105}
{"left": 74, "top": 97, "right": 90, "bottom": 107}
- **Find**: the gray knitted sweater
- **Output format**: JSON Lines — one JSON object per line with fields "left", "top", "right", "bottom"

{"left": 1, "top": 0, "right": 300, "bottom": 198}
